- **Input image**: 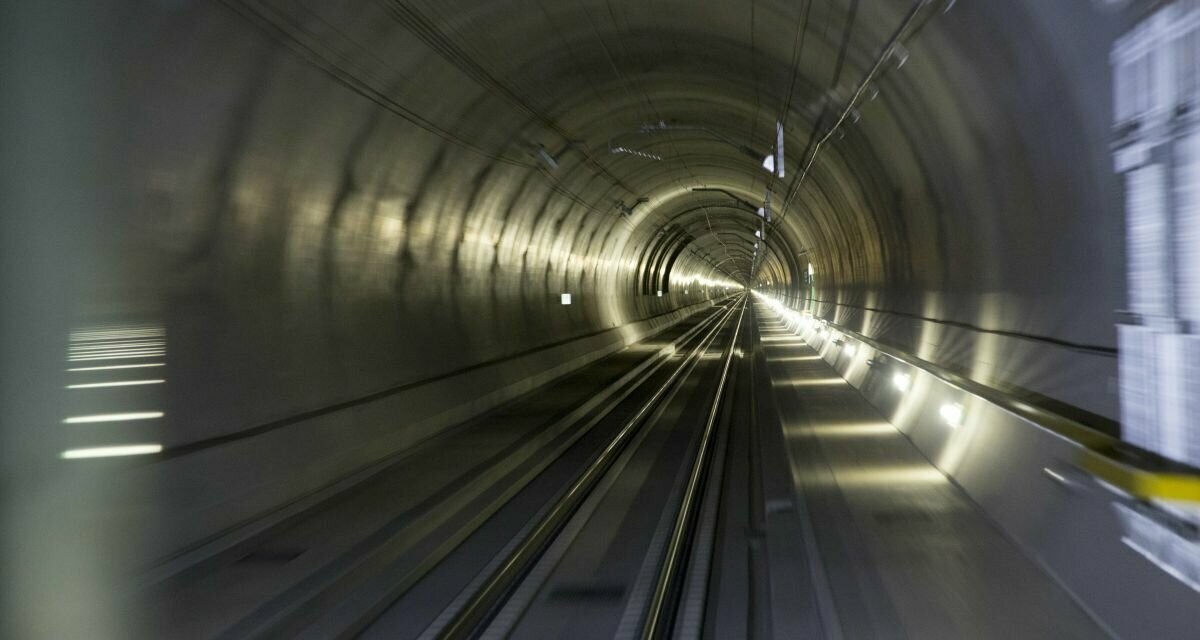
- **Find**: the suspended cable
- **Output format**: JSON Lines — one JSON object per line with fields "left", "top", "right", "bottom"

{"left": 220, "top": 0, "right": 534, "bottom": 168}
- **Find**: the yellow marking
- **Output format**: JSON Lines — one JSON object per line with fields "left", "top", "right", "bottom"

{"left": 1081, "top": 450, "right": 1200, "bottom": 503}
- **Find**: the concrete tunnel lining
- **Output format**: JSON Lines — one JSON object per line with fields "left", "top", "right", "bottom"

{"left": 51, "top": 0, "right": 1125, "bottom": 547}
{"left": 0, "top": 1, "right": 1136, "bottom": 634}
{"left": 113, "top": 1, "right": 1121, "bottom": 434}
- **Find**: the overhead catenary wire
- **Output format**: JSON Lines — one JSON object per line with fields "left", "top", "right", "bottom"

{"left": 220, "top": 0, "right": 535, "bottom": 168}
{"left": 755, "top": 0, "right": 943, "bottom": 280}
{"left": 386, "top": 0, "right": 640, "bottom": 197}
{"left": 566, "top": 1, "right": 741, "bottom": 283}
{"left": 593, "top": 0, "right": 752, "bottom": 283}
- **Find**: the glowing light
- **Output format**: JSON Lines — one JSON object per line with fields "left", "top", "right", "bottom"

{"left": 940, "top": 403, "right": 964, "bottom": 428}
{"left": 70, "top": 329, "right": 164, "bottom": 340}
{"left": 69, "top": 340, "right": 164, "bottom": 350}
{"left": 830, "top": 467, "right": 946, "bottom": 486}
{"left": 893, "top": 372, "right": 911, "bottom": 392}
{"left": 69, "top": 353, "right": 165, "bottom": 362}
{"left": 64, "top": 412, "right": 163, "bottom": 424}
{"left": 762, "top": 154, "right": 775, "bottom": 173}
{"left": 61, "top": 444, "right": 163, "bottom": 459}
{"left": 844, "top": 344, "right": 857, "bottom": 356}
{"left": 67, "top": 363, "right": 164, "bottom": 372}
{"left": 68, "top": 348, "right": 164, "bottom": 356}
{"left": 810, "top": 422, "right": 896, "bottom": 438}
{"left": 657, "top": 290, "right": 663, "bottom": 297}
{"left": 790, "top": 378, "right": 846, "bottom": 386}
{"left": 561, "top": 293, "right": 572, "bottom": 305}
{"left": 67, "top": 379, "right": 165, "bottom": 389}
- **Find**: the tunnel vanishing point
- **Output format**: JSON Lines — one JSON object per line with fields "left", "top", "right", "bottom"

{"left": 4, "top": 0, "right": 1200, "bottom": 638}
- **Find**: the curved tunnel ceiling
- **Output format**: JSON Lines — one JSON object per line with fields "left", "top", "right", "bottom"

{"left": 101, "top": 0, "right": 1127, "bottom": 441}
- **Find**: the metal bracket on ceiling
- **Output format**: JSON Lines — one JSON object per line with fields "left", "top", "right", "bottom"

{"left": 615, "top": 197, "right": 649, "bottom": 217}
{"left": 608, "top": 142, "right": 663, "bottom": 161}
{"left": 690, "top": 187, "right": 759, "bottom": 212}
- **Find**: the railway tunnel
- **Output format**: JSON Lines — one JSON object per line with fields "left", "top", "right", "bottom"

{"left": 3, "top": 0, "right": 1200, "bottom": 638}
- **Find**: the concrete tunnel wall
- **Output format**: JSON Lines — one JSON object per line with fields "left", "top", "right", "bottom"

{"left": 119, "top": 0, "right": 1125, "bottom": 448}
{"left": 1, "top": 0, "right": 1130, "bottom": 634}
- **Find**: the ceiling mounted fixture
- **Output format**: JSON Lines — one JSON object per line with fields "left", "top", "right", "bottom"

{"left": 609, "top": 145, "right": 663, "bottom": 161}
{"left": 615, "top": 197, "right": 649, "bottom": 218}
{"left": 535, "top": 145, "right": 559, "bottom": 171}
{"left": 641, "top": 121, "right": 763, "bottom": 163}
{"left": 775, "top": 120, "right": 785, "bottom": 178}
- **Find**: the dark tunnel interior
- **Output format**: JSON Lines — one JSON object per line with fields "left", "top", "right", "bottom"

{"left": 5, "top": 0, "right": 1200, "bottom": 638}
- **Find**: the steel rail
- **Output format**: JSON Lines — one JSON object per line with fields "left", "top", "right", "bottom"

{"left": 640, "top": 297, "right": 747, "bottom": 639}
{"left": 436, "top": 298, "right": 743, "bottom": 639}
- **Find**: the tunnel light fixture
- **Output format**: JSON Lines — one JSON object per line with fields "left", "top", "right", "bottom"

{"left": 61, "top": 444, "right": 163, "bottom": 459}
{"left": 64, "top": 411, "right": 164, "bottom": 424}
{"left": 69, "top": 352, "right": 166, "bottom": 361}
{"left": 893, "top": 372, "right": 911, "bottom": 392}
{"left": 69, "top": 346, "right": 164, "bottom": 356}
{"left": 561, "top": 293, "right": 572, "bottom": 305}
{"left": 67, "top": 379, "right": 165, "bottom": 389}
{"left": 70, "top": 342, "right": 164, "bottom": 353}
{"left": 940, "top": 402, "right": 964, "bottom": 428}
{"left": 845, "top": 344, "right": 858, "bottom": 357}
{"left": 775, "top": 119, "right": 785, "bottom": 178}
{"left": 609, "top": 145, "right": 663, "bottom": 161}
{"left": 657, "top": 290, "right": 663, "bottom": 297}
{"left": 70, "top": 329, "right": 164, "bottom": 340}
{"left": 761, "top": 154, "right": 775, "bottom": 173}
{"left": 67, "top": 363, "right": 165, "bottom": 372}
{"left": 536, "top": 145, "right": 559, "bottom": 171}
